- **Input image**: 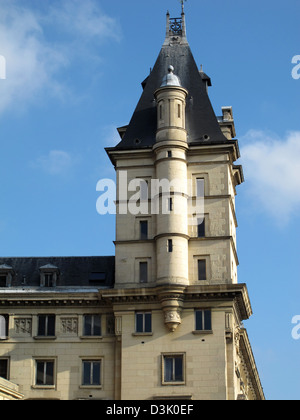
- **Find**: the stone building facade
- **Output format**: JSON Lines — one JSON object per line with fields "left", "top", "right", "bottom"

{"left": 0, "top": 10, "right": 264, "bottom": 400}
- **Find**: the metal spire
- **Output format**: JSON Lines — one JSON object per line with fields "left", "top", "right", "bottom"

{"left": 180, "top": 0, "right": 187, "bottom": 14}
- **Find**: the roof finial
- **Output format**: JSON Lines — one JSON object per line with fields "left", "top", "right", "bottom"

{"left": 180, "top": 0, "right": 187, "bottom": 14}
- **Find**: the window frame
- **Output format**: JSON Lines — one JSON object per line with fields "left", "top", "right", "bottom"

{"left": 139, "top": 261, "right": 148, "bottom": 284}
{"left": 162, "top": 353, "right": 185, "bottom": 386}
{"left": 83, "top": 314, "right": 102, "bottom": 337}
{"left": 81, "top": 359, "right": 102, "bottom": 388}
{"left": 35, "top": 359, "right": 55, "bottom": 388}
{"left": 197, "top": 259, "right": 207, "bottom": 281}
{"left": 135, "top": 312, "right": 152, "bottom": 334}
{"left": 37, "top": 314, "right": 56, "bottom": 338}
{"left": 194, "top": 309, "right": 212, "bottom": 333}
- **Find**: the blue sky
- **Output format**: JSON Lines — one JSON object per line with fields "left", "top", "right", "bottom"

{"left": 0, "top": 0, "right": 299, "bottom": 400}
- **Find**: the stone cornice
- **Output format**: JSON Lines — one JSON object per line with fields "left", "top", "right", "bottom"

{"left": 239, "top": 328, "right": 265, "bottom": 400}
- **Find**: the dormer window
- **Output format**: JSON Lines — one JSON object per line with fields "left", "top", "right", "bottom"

{"left": 0, "top": 265, "right": 13, "bottom": 288}
{"left": 39, "top": 264, "right": 59, "bottom": 288}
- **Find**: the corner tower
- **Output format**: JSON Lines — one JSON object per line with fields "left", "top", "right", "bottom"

{"left": 105, "top": 9, "right": 264, "bottom": 400}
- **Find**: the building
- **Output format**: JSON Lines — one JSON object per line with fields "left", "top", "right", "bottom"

{"left": 0, "top": 9, "right": 264, "bottom": 400}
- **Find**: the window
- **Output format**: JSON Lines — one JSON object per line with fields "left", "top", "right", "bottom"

{"left": 167, "top": 151, "right": 172, "bottom": 158}
{"left": 198, "top": 260, "right": 207, "bottom": 281}
{"left": 83, "top": 315, "right": 101, "bottom": 336}
{"left": 195, "top": 310, "right": 212, "bottom": 331}
{"left": 159, "top": 104, "right": 163, "bottom": 120}
{"left": 0, "top": 275, "right": 7, "bottom": 288}
{"left": 168, "top": 239, "right": 173, "bottom": 253}
{"left": 0, "top": 315, "right": 8, "bottom": 339}
{"left": 36, "top": 360, "right": 55, "bottom": 386}
{"left": 44, "top": 274, "right": 54, "bottom": 288}
{"left": 89, "top": 272, "right": 106, "bottom": 286}
{"left": 136, "top": 312, "right": 152, "bottom": 333}
{"left": 140, "top": 221, "right": 148, "bottom": 240}
{"left": 0, "top": 359, "right": 8, "bottom": 380}
{"left": 197, "top": 218, "right": 205, "bottom": 238}
{"left": 163, "top": 355, "right": 184, "bottom": 384}
{"left": 169, "top": 197, "right": 173, "bottom": 212}
{"left": 82, "top": 360, "right": 101, "bottom": 386}
{"left": 178, "top": 104, "right": 181, "bottom": 118}
{"left": 139, "top": 262, "right": 148, "bottom": 283}
{"left": 196, "top": 178, "right": 205, "bottom": 197}
{"left": 37, "top": 315, "right": 55, "bottom": 337}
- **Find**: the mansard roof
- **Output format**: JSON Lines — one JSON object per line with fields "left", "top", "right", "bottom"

{"left": 0, "top": 256, "right": 115, "bottom": 288}
{"left": 114, "top": 12, "right": 228, "bottom": 151}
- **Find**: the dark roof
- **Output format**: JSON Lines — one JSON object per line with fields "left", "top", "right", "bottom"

{"left": 114, "top": 37, "right": 227, "bottom": 150}
{"left": 0, "top": 256, "right": 115, "bottom": 288}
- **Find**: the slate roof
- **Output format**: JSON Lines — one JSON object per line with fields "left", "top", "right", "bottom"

{"left": 113, "top": 22, "right": 228, "bottom": 151}
{"left": 0, "top": 257, "right": 115, "bottom": 288}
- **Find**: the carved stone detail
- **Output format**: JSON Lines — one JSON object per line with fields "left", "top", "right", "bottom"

{"left": 61, "top": 318, "right": 78, "bottom": 335}
{"left": 15, "top": 318, "right": 32, "bottom": 335}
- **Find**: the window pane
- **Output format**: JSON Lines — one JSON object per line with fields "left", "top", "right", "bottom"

{"left": 136, "top": 313, "right": 144, "bottom": 333}
{"left": 195, "top": 310, "right": 203, "bottom": 331}
{"left": 84, "top": 315, "right": 92, "bottom": 336}
{"left": 0, "top": 276, "right": 6, "bottom": 287}
{"left": 36, "top": 362, "right": 45, "bottom": 385}
{"left": 46, "top": 362, "right": 54, "bottom": 385}
{"left": 196, "top": 178, "right": 204, "bottom": 197}
{"left": 92, "top": 362, "right": 101, "bottom": 385}
{"left": 38, "top": 316, "right": 46, "bottom": 336}
{"left": 83, "top": 362, "right": 91, "bottom": 385}
{"left": 93, "top": 316, "right": 101, "bottom": 336}
{"left": 0, "top": 360, "right": 8, "bottom": 379}
{"left": 144, "top": 313, "right": 152, "bottom": 333}
{"left": 140, "top": 221, "right": 148, "bottom": 240}
{"left": 164, "top": 357, "right": 173, "bottom": 382}
{"left": 197, "top": 219, "right": 205, "bottom": 238}
{"left": 204, "top": 310, "right": 212, "bottom": 330}
{"left": 174, "top": 357, "right": 183, "bottom": 381}
{"left": 47, "top": 316, "right": 55, "bottom": 336}
{"left": 198, "top": 260, "right": 206, "bottom": 281}
{"left": 168, "top": 239, "right": 173, "bottom": 253}
{"left": 139, "top": 262, "right": 148, "bottom": 283}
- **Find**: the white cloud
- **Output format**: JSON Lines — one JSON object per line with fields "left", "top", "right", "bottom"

{"left": 240, "top": 130, "right": 300, "bottom": 222}
{"left": 32, "top": 150, "right": 76, "bottom": 175}
{"left": 0, "top": 0, "right": 120, "bottom": 115}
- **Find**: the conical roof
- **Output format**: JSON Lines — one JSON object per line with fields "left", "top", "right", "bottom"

{"left": 115, "top": 13, "right": 228, "bottom": 150}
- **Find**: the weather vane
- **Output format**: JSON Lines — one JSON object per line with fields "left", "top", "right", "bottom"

{"left": 179, "top": 0, "right": 187, "bottom": 13}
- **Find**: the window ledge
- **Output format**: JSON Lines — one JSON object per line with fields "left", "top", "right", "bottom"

{"left": 79, "top": 385, "right": 103, "bottom": 390}
{"left": 162, "top": 382, "right": 186, "bottom": 387}
{"left": 31, "top": 385, "right": 56, "bottom": 390}
{"left": 80, "top": 336, "right": 103, "bottom": 340}
{"left": 33, "top": 336, "right": 57, "bottom": 341}
{"left": 192, "top": 330, "right": 213, "bottom": 335}
{"left": 132, "top": 332, "right": 153, "bottom": 337}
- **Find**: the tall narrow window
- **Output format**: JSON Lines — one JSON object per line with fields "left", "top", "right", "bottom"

{"left": 44, "top": 274, "right": 54, "bottom": 288}
{"left": 168, "top": 239, "right": 173, "bottom": 253}
{"left": 139, "top": 262, "right": 148, "bottom": 283}
{"left": 159, "top": 104, "right": 163, "bottom": 120}
{"left": 195, "top": 310, "right": 212, "bottom": 331}
{"left": 140, "top": 221, "right": 148, "bottom": 240}
{"left": 197, "top": 218, "right": 205, "bottom": 238}
{"left": 196, "top": 178, "right": 205, "bottom": 197}
{"left": 37, "top": 315, "right": 56, "bottom": 337}
{"left": 36, "top": 360, "right": 55, "bottom": 386}
{"left": 198, "top": 260, "right": 207, "bottom": 281}
{"left": 167, "top": 150, "right": 172, "bottom": 158}
{"left": 83, "top": 315, "right": 101, "bottom": 336}
{"left": 169, "top": 197, "right": 173, "bottom": 212}
{"left": 0, "top": 315, "right": 8, "bottom": 339}
{"left": 178, "top": 104, "right": 181, "bottom": 118}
